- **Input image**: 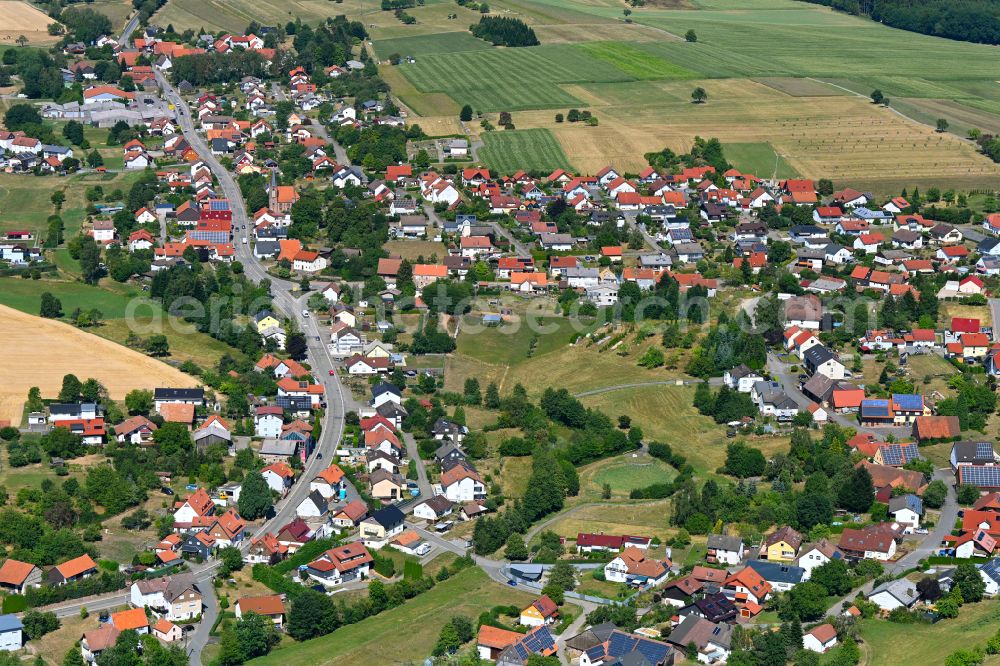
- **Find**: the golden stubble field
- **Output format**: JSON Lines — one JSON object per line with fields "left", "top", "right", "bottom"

{"left": 418, "top": 77, "right": 1000, "bottom": 193}
{"left": 0, "top": 304, "right": 198, "bottom": 424}
{"left": 0, "top": 1, "right": 61, "bottom": 45}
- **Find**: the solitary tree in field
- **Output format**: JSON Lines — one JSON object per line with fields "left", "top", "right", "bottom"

{"left": 969, "top": 128, "right": 982, "bottom": 140}
{"left": 691, "top": 87, "right": 707, "bottom": 104}
{"left": 870, "top": 89, "right": 884, "bottom": 105}
{"left": 554, "top": 113, "right": 564, "bottom": 123}
{"left": 936, "top": 118, "right": 949, "bottom": 133}
{"left": 15, "top": 35, "right": 27, "bottom": 47}
{"left": 459, "top": 104, "right": 473, "bottom": 122}
{"left": 685, "top": 29, "right": 697, "bottom": 42}
{"left": 623, "top": 7, "right": 631, "bottom": 17}
{"left": 40, "top": 292, "right": 62, "bottom": 319}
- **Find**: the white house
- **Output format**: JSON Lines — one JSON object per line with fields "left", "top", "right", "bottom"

{"left": 292, "top": 251, "right": 328, "bottom": 273}
{"left": 723, "top": 365, "right": 763, "bottom": 394}
{"left": 329, "top": 324, "right": 364, "bottom": 357}
{"left": 254, "top": 406, "right": 283, "bottom": 438}
{"left": 797, "top": 540, "right": 843, "bottom": 581}
{"left": 706, "top": 534, "right": 744, "bottom": 566}
{"left": 979, "top": 558, "right": 1000, "bottom": 596}
{"left": 0, "top": 616, "right": 21, "bottom": 652}
{"left": 802, "top": 624, "right": 838, "bottom": 653}
{"left": 888, "top": 495, "right": 923, "bottom": 534}
{"left": 442, "top": 464, "right": 486, "bottom": 503}
{"left": 604, "top": 547, "right": 670, "bottom": 586}
{"left": 310, "top": 465, "right": 346, "bottom": 500}
{"left": 296, "top": 490, "right": 328, "bottom": 519}
{"left": 413, "top": 495, "right": 454, "bottom": 522}
{"left": 260, "top": 463, "right": 294, "bottom": 496}
{"left": 868, "top": 579, "right": 918, "bottom": 611}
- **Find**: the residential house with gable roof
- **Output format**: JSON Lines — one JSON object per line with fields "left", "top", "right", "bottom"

{"left": 604, "top": 547, "right": 671, "bottom": 587}
{"left": 306, "top": 542, "right": 373, "bottom": 587}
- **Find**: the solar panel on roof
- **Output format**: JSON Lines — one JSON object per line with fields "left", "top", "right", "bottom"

{"left": 892, "top": 394, "right": 923, "bottom": 411}
{"left": 978, "top": 442, "right": 995, "bottom": 459}
{"left": 861, "top": 400, "right": 891, "bottom": 417}
{"left": 960, "top": 466, "right": 1000, "bottom": 488}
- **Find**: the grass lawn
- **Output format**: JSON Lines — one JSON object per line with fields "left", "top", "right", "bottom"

{"left": 578, "top": 385, "right": 720, "bottom": 473}
{"left": 0, "top": 447, "right": 87, "bottom": 494}
{"left": 905, "top": 352, "right": 959, "bottom": 396}
{"left": 575, "top": 41, "right": 699, "bottom": 81}
{"left": 33, "top": 613, "right": 91, "bottom": 666}
{"left": 398, "top": 44, "right": 633, "bottom": 112}
{"left": 580, "top": 455, "right": 676, "bottom": 500}
{"left": 374, "top": 32, "right": 491, "bottom": 58}
{"left": 480, "top": 128, "right": 574, "bottom": 175}
{"left": 578, "top": 384, "right": 794, "bottom": 477}
{"left": 858, "top": 600, "right": 1000, "bottom": 665}
{"left": 942, "top": 302, "right": 992, "bottom": 328}
{"left": 455, "top": 312, "right": 587, "bottom": 366}
{"left": 723, "top": 142, "right": 800, "bottom": 179}
{"left": 0, "top": 170, "right": 142, "bottom": 238}
{"left": 152, "top": 0, "right": 380, "bottom": 33}
{"left": 247, "top": 567, "right": 539, "bottom": 666}
{"left": 576, "top": 569, "right": 628, "bottom": 599}
{"left": 0, "top": 276, "right": 158, "bottom": 318}
{"left": 383, "top": 239, "right": 447, "bottom": 262}
{"left": 537, "top": 499, "right": 675, "bottom": 542}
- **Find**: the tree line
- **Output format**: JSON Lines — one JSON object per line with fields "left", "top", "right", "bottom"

{"left": 799, "top": 0, "right": 1000, "bottom": 45}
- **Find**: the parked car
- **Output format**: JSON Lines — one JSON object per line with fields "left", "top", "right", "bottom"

{"left": 161, "top": 487, "right": 175, "bottom": 495}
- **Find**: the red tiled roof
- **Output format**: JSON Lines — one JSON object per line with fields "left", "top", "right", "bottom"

{"left": 0, "top": 559, "right": 35, "bottom": 586}
{"left": 112, "top": 608, "right": 149, "bottom": 631}
{"left": 237, "top": 594, "right": 285, "bottom": 616}
{"left": 54, "top": 554, "right": 97, "bottom": 579}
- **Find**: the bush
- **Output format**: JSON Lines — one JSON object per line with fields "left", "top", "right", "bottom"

{"left": 1, "top": 596, "right": 26, "bottom": 613}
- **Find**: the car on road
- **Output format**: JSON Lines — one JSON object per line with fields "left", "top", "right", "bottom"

{"left": 302, "top": 309, "right": 310, "bottom": 317}
{"left": 329, "top": 369, "right": 336, "bottom": 376}
{"left": 507, "top": 580, "right": 517, "bottom": 586}
{"left": 914, "top": 528, "right": 929, "bottom": 534}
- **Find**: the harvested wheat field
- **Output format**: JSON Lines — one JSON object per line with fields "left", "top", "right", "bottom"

{"left": 0, "top": 1, "right": 61, "bottom": 45}
{"left": 0, "top": 304, "right": 198, "bottom": 424}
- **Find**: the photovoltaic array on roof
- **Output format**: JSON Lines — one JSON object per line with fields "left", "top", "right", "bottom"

{"left": 861, "top": 399, "right": 891, "bottom": 417}
{"left": 892, "top": 393, "right": 923, "bottom": 411}
{"left": 209, "top": 199, "right": 230, "bottom": 210}
{"left": 959, "top": 466, "right": 1000, "bottom": 488}
{"left": 978, "top": 442, "right": 995, "bottom": 460}
{"left": 879, "top": 443, "right": 919, "bottom": 466}
{"left": 607, "top": 632, "right": 671, "bottom": 664}
{"left": 521, "top": 626, "right": 555, "bottom": 654}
